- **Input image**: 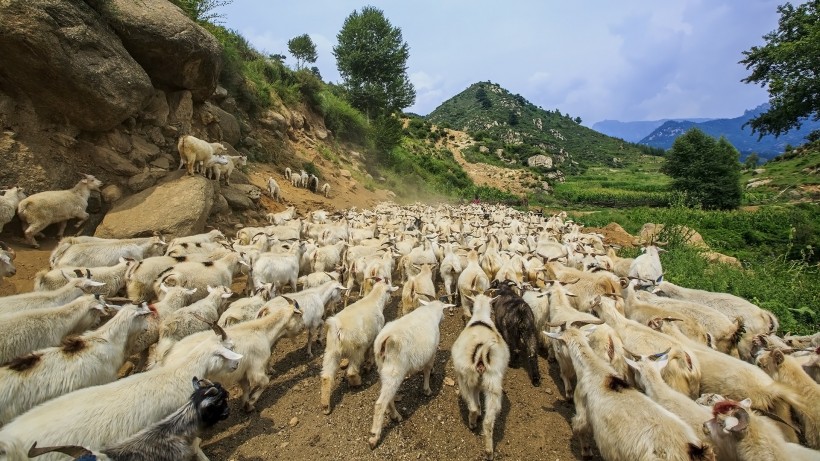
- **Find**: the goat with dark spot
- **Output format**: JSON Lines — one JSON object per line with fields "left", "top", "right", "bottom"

{"left": 490, "top": 280, "right": 541, "bottom": 386}
{"left": 28, "top": 377, "right": 230, "bottom": 461}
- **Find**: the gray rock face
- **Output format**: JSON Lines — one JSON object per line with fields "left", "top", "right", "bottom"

{"left": 95, "top": 175, "right": 214, "bottom": 239}
{"left": 201, "top": 102, "right": 241, "bottom": 145}
{"left": 87, "top": 0, "right": 222, "bottom": 101}
{"left": 0, "top": 0, "right": 154, "bottom": 131}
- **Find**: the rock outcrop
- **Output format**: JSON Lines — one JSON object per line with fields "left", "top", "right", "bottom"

{"left": 86, "top": 0, "right": 223, "bottom": 101}
{"left": 0, "top": 0, "right": 154, "bottom": 131}
{"left": 95, "top": 174, "right": 214, "bottom": 239}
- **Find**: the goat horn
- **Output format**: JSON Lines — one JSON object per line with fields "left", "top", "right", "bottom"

{"left": 622, "top": 347, "right": 641, "bottom": 360}
{"left": 546, "top": 320, "right": 566, "bottom": 329}
{"left": 570, "top": 319, "right": 604, "bottom": 328}
{"left": 648, "top": 348, "right": 672, "bottom": 361}
{"left": 754, "top": 408, "right": 802, "bottom": 434}
{"left": 28, "top": 442, "right": 93, "bottom": 458}
{"left": 192, "top": 313, "right": 227, "bottom": 341}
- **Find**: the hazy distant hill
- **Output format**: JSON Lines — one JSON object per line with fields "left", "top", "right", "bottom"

{"left": 593, "top": 118, "right": 713, "bottom": 142}
{"left": 639, "top": 104, "right": 820, "bottom": 160}
{"left": 427, "top": 82, "right": 656, "bottom": 172}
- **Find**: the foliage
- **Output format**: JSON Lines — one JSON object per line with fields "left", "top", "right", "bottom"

{"left": 371, "top": 115, "right": 404, "bottom": 163}
{"left": 333, "top": 6, "right": 416, "bottom": 119}
{"left": 287, "top": 34, "right": 318, "bottom": 70}
{"left": 318, "top": 90, "right": 369, "bottom": 144}
{"left": 744, "top": 153, "right": 760, "bottom": 170}
{"left": 576, "top": 204, "right": 820, "bottom": 334}
{"left": 303, "top": 161, "right": 320, "bottom": 179}
{"left": 170, "top": 0, "right": 232, "bottom": 24}
{"left": 741, "top": 1, "right": 820, "bottom": 137}
{"left": 662, "top": 128, "right": 742, "bottom": 210}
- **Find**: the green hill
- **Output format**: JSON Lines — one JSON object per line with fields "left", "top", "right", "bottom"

{"left": 743, "top": 141, "right": 820, "bottom": 202}
{"left": 426, "top": 81, "right": 661, "bottom": 174}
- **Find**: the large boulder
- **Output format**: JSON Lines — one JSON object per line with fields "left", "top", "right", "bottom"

{"left": 95, "top": 175, "right": 214, "bottom": 239}
{"left": 200, "top": 102, "right": 241, "bottom": 145}
{"left": 87, "top": 0, "right": 222, "bottom": 101}
{"left": 0, "top": 0, "right": 154, "bottom": 131}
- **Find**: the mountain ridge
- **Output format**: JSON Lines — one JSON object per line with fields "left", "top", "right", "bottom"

{"left": 592, "top": 118, "right": 713, "bottom": 142}
{"left": 638, "top": 104, "right": 820, "bottom": 159}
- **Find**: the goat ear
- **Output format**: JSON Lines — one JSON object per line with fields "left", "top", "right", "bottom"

{"left": 192, "top": 376, "right": 202, "bottom": 390}
{"left": 216, "top": 346, "right": 243, "bottom": 361}
{"left": 738, "top": 398, "right": 752, "bottom": 410}
{"left": 624, "top": 357, "right": 640, "bottom": 370}
{"left": 543, "top": 331, "right": 563, "bottom": 341}
{"left": 772, "top": 349, "right": 785, "bottom": 367}
{"left": 653, "top": 356, "right": 669, "bottom": 371}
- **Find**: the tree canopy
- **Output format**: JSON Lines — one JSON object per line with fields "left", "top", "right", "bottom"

{"left": 333, "top": 6, "right": 415, "bottom": 119}
{"left": 287, "top": 34, "right": 318, "bottom": 70}
{"left": 662, "top": 128, "right": 742, "bottom": 210}
{"left": 741, "top": 1, "right": 820, "bottom": 137}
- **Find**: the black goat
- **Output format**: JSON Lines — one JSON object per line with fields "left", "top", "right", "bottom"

{"left": 308, "top": 174, "right": 319, "bottom": 193}
{"left": 28, "top": 377, "right": 230, "bottom": 461}
{"left": 489, "top": 280, "right": 541, "bottom": 386}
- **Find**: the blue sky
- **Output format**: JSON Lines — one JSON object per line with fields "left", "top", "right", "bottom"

{"left": 215, "top": 0, "right": 786, "bottom": 125}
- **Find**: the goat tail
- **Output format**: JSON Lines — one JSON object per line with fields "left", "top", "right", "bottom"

{"left": 687, "top": 442, "right": 714, "bottom": 461}
{"left": 325, "top": 316, "right": 342, "bottom": 345}
{"left": 32, "top": 268, "right": 48, "bottom": 290}
{"left": 473, "top": 340, "right": 497, "bottom": 375}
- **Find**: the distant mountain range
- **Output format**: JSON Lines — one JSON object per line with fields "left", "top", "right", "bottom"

{"left": 634, "top": 104, "right": 820, "bottom": 160}
{"left": 593, "top": 118, "right": 713, "bottom": 142}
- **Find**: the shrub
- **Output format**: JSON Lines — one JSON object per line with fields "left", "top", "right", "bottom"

{"left": 318, "top": 90, "right": 369, "bottom": 144}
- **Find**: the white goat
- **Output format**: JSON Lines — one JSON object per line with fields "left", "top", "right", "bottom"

{"left": 0, "top": 303, "right": 152, "bottom": 425}
{"left": 154, "top": 286, "right": 233, "bottom": 362}
{"left": 457, "top": 249, "right": 490, "bottom": 320}
{"left": 321, "top": 182, "right": 330, "bottom": 198}
{"left": 177, "top": 134, "right": 227, "bottom": 176}
{"left": 160, "top": 301, "right": 301, "bottom": 412}
{"left": 218, "top": 284, "right": 274, "bottom": 327}
{"left": 17, "top": 175, "right": 102, "bottom": 248}
{"left": 209, "top": 154, "right": 246, "bottom": 185}
{"left": 0, "top": 242, "right": 16, "bottom": 283}
{"left": 321, "top": 279, "right": 397, "bottom": 414}
{"left": 451, "top": 294, "right": 509, "bottom": 460}
{"left": 0, "top": 187, "right": 26, "bottom": 234}
{"left": 628, "top": 245, "right": 665, "bottom": 287}
{"left": 33, "top": 258, "right": 132, "bottom": 298}
{"left": 368, "top": 300, "right": 451, "bottom": 449}
{"left": 544, "top": 326, "right": 714, "bottom": 461}
{"left": 0, "top": 277, "right": 105, "bottom": 316}
{"left": 0, "top": 294, "right": 108, "bottom": 364}
{"left": 51, "top": 236, "right": 166, "bottom": 268}
{"left": 267, "top": 177, "right": 282, "bottom": 202}
{"left": 0, "top": 328, "right": 242, "bottom": 461}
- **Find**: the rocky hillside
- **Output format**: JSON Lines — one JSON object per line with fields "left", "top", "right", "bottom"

{"left": 426, "top": 82, "right": 657, "bottom": 175}
{"left": 0, "top": 0, "right": 386, "bottom": 240}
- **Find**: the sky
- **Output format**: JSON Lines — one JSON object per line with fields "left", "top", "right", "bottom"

{"left": 214, "top": 0, "right": 788, "bottom": 126}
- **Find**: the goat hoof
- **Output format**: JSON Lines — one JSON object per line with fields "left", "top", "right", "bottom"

{"left": 322, "top": 405, "right": 331, "bottom": 415}
{"left": 243, "top": 403, "right": 256, "bottom": 413}
{"left": 368, "top": 435, "right": 378, "bottom": 449}
{"left": 423, "top": 388, "right": 432, "bottom": 397}
{"left": 485, "top": 450, "right": 494, "bottom": 460}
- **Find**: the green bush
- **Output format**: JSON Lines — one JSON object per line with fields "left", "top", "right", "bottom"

{"left": 303, "top": 161, "right": 320, "bottom": 178}
{"left": 318, "top": 90, "right": 369, "bottom": 144}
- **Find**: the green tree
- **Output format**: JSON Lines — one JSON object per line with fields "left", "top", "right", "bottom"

{"left": 333, "top": 6, "right": 416, "bottom": 120}
{"left": 475, "top": 87, "right": 492, "bottom": 108}
{"left": 744, "top": 152, "right": 760, "bottom": 170}
{"left": 170, "top": 0, "right": 232, "bottom": 24}
{"left": 574, "top": 116, "right": 582, "bottom": 124}
{"left": 508, "top": 111, "right": 519, "bottom": 126}
{"left": 741, "top": 1, "right": 820, "bottom": 137}
{"left": 662, "top": 128, "right": 742, "bottom": 210}
{"left": 287, "top": 34, "right": 318, "bottom": 70}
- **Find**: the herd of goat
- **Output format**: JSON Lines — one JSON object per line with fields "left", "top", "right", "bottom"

{"left": 0, "top": 196, "right": 817, "bottom": 460}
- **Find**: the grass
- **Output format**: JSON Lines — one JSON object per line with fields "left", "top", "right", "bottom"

{"left": 575, "top": 204, "right": 820, "bottom": 334}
